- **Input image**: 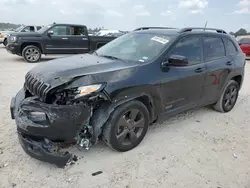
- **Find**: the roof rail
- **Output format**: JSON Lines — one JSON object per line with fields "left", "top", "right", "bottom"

{"left": 134, "top": 27, "right": 177, "bottom": 31}
{"left": 179, "top": 27, "right": 227, "bottom": 34}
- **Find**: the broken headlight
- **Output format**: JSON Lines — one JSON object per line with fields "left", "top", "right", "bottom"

{"left": 75, "top": 84, "right": 103, "bottom": 99}
{"left": 53, "top": 84, "right": 105, "bottom": 105}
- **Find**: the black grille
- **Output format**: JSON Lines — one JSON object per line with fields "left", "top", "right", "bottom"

{"left": 24, "top": 72, "right": 51, "bottom": 101}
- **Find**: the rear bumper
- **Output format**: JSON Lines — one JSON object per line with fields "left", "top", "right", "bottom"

{"left": 11, "top": 89, "right": 92, "bottom": 167}
{"left": 6, "top": 43, "right": 21, "bottom": 54}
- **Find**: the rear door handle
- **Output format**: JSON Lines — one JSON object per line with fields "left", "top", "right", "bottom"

{"left": 226, "top": 61, "right": 233, "bottom": 66}
{"left": 195, "top": 68, "right": 204, "bottom": 73}
{"left": 62, "top": 38, "right": 68, "bottom": 40}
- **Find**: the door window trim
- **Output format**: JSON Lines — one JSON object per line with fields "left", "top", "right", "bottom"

{"left": 166, "top": 35, "right": 204, "bottom": 66}
{"left": 202, "top": 36, "right": 226, "bottom": 62}
{"left": 47, "top": 25, "right": 88, "bottom": 37}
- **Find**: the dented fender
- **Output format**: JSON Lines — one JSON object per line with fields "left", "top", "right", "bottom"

{"left": 89, "top": 92, "right": 158, "bottom": 145}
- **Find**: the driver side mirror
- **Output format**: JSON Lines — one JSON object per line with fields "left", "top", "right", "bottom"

{"left": 47, "top": 30, "right": 54, "bottom": 36}
{"left": 162, "top": 55, "right": 189, "bottom": 68}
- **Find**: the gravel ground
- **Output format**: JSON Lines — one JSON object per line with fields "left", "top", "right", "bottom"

{"left": 0, "top": 46, "right": 250, "bottom": 188}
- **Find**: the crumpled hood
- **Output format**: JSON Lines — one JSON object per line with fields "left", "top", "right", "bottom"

{"left": 29, "top": 53, "right": 139, "bottom": 86}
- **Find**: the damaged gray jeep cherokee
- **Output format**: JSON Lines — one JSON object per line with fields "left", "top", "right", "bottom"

{"left": 10, "top": 27, "right": 245, "bottom": 167}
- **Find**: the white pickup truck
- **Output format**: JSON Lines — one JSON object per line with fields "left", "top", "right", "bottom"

{"left": 0, "top": 25, "right": 43, "bottom": 46}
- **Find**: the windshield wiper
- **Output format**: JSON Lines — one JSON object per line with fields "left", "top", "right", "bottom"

{"left": 99, "top": 55, "right": 124, "bottom": 61}
{"left": 92, "top": 51, "right": 98, "bottom": 56}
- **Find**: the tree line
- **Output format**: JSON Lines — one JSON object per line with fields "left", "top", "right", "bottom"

{"left": 229, "top": 28, "right": 250, "bottom": 37}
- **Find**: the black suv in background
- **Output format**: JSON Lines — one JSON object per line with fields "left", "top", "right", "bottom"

{"left": 6, "top": 23, "right": 116, "bottom": 63}
{"left": 10, "top": 27, "right": 245, "bottom": 167}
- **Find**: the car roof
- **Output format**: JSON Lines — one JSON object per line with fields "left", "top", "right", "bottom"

{"left": 52, "top": 23, "right": 87, "bottom": 27}
{"left": 134, "top": 29, "right": 179, "bottom": 35}
{"left": 133, "top": 27, "right": 230, "bottom": 38}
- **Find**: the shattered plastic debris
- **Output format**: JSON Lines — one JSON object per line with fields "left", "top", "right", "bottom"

{"left": 66, "top": 155, "right": 78, "bottom": 166}
{"left": 92, "top": 171, "right": 103, "bottom": 176}
{"left": 233, "top": 153, "right": 237, "bottom": 159}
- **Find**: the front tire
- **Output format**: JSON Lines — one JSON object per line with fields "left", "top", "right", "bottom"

{"left": 3, "top": 39, "right": 7, "bottom": 46}
{"left": 22, "top": 45, "right": 41, "bottom": 63}
{"left": 102, "top": 100, "right": 150, "bottom": 152}
{"left": 213, "top": 80, "right": 239, "bottom": 113}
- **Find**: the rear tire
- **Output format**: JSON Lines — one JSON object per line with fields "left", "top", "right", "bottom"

{"left": 213, "top": 80, "right": 239, "bottom": 113}
{"left": 3, "top": 39, "right": 7, "bottom": 46}
{"left": 102, "top": 100, "right": 149, "bottom": 152}
{"left": 22, "top": 45, "right": 41, "bottom": 63}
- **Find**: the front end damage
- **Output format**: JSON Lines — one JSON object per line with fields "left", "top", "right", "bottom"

{"left": 11, "top": 83, "right": 111, "bottom": 168}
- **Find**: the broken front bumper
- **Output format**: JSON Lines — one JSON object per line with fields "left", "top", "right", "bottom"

{"left": 10, "top": 89, "right": 92, "bottom": 167}
{"left": 18, "top": 132, "right": 74, "bottom": 168}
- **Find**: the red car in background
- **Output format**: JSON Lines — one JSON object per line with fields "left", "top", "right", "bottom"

{"left": 238, "top": 38, "right": 250, "bottom": 56}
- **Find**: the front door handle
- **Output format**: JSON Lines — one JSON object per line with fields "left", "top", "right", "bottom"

{"left": 195, "top": 68, "right": 204, "bottom": 73}
{"left": 226, "top": 61, "right": 233, "bottom": 66}
{"left": 62, "top": 38, "right": 68, "bottom": 40}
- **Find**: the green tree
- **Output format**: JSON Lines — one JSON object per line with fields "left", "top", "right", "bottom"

{"left": 0, "top": 22, "right": 21, "bottom": 30}
{"left": 235, "top": 28, "right": 248, "bottom": 36}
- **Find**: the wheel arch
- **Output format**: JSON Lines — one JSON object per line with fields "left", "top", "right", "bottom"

{"left": 231, "top": 75, "right": 243, "bottom": 88}
{"left": 89, "top": 92, "right": 158, "bottom": 145}
{"left": 220, "top": 73, "right": 244, "bottom": 96}
{"left": 21, "top": 42, "right": 43, "bottom": 54}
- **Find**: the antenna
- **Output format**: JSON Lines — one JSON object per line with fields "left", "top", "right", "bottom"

{"left": 204, "top": 21, "right": 208, "bottom": 31}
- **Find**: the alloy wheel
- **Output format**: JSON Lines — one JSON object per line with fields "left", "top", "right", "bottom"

{"left": 223, "top": 84, "right": 238, "bottom": 111}
{"left": 25, "top": 48, "right": 40, "bottom": 62}
{"left": 116, "top": 108, "right": 145, "bottom": 146}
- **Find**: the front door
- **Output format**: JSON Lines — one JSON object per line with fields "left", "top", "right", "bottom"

{"left": 161, "top": 35, "right": 206, "bottom": 113}
{"left": 202, "top": 36, "right": 233, "bottom": 104}
{"left": 43, "top": 25, "right": 71, "bottom": 54}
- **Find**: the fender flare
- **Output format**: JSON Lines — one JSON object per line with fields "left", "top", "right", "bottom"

{"left": 89, "top": 93, "right": 157, "bottom": 145}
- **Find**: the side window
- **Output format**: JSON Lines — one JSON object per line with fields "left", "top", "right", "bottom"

{"left": 168, "top": 36, "right": 202, "bottom": 65}
{"left": 224, "top": 39, "right": 238, "bottom": 55}
{"left": 37, "top": 26, "right": 42, "bottom": 31}
{"left": 21, "top": 26, "right": 35, "bottom": 32}
{"left": 68, "top": 26, "right": 87, "bottom": 36}
{"left": 49, "top": 26, "right": 68, "bottom": 36}
{"left": 203, "top": 37, "right": 225, "bottom": 61}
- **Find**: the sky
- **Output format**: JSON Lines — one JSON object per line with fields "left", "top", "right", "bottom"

{"left": 0, "top": 0, "right": 249, "bottom": 32}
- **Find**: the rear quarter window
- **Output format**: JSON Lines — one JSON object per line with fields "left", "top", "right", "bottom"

{"left": 203, "top": 37, "right": 226, "bottom": 61}
{"left": 224, "top": 38, "right": 238, "bottom": 55}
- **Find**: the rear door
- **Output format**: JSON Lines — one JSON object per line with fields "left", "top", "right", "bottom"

{"left": 202, "top": 36, "right": 233, "bottom": 104}
{"left": 66, "top": 25, "right": 89, "bottom": 53}
{"left": 239, "top": 38, "right": 250, "bottom": 56}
